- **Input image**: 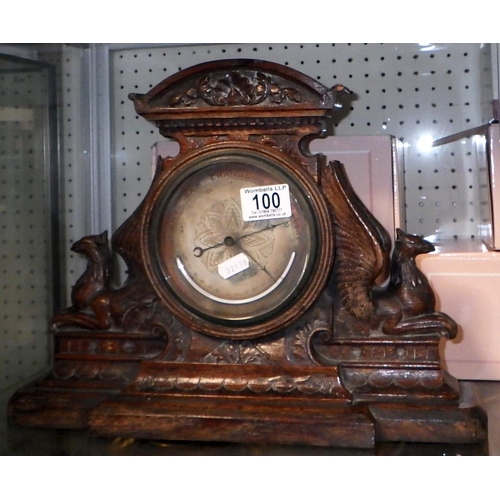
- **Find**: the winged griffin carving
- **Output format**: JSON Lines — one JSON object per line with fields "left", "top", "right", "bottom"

{"left": 321, "top": 160, "right": 457, "bottom": 339}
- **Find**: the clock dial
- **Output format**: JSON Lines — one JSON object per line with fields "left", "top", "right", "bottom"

{"left": 147, "top": 145, "right": 333, "bottom": 338}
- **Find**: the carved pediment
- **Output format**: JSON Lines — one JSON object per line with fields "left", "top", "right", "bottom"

{"left": 129, "top": 59, "right": 349, "bottom": 122}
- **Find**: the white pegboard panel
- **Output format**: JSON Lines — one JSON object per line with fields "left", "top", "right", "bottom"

{"left": 0, "top": 57, "right": 55, "bottom": 394}
{"left": 109, "top": 43, "right": 494, "bottom": 248}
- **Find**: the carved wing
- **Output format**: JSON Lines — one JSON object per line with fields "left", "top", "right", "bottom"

{"left": 320, "top": 161, "right": 392, "bottom": 320}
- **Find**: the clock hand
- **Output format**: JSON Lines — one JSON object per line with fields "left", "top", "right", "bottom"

{"left": 193, "top": 236, "right": 238, "bottom": 257}
{"left": 194, "top": 221, "right": 288, "bottom": 258}
{"left": 235, "top": 221, "right": 289, "bottom": 244}
{"left": 193, "top": 241, "right": 225, "bottom": 258}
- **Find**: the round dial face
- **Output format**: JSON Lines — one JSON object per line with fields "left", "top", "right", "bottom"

{"left": 148, "top": 146, "right": 332, "bottom": 339}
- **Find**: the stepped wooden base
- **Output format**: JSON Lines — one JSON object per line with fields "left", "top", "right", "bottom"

{"left": 8, "top": 333, "right": 488, "bottom": 451}
{"left": 8, "top": 379, "right": 487, "bottom": 451}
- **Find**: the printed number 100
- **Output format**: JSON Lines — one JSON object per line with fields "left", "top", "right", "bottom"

{"left": 252, "top": 192, "right": 281, "bottom": 210}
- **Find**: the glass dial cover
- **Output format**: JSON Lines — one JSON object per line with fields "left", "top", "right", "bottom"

{"left": 147, "top": 146, "right": 332, "bottom": 339}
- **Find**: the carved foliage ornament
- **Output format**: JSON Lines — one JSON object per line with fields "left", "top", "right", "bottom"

{"left": 169, "top": 71, "right": 302, "bottom": 107}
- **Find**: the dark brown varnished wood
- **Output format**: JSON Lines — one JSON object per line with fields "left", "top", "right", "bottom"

{"left": 8, "top": 59, "right": 487, "bottom": 452}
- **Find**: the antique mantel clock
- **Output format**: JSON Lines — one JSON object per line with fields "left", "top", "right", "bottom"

{"left": 9, "top": 59, "right": 487, "bottom": 450}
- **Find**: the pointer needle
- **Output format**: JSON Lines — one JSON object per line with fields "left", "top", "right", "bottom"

{"left": 193, "top": 222, "right": 287, "bottom": 258}
{"left": 235, "top": 221, "right": 288, "bottom": 243}
{"left": 193, "top": 242, "right": 224, "bottom": 257}
{"left": 193, "top": 236, "right": 236, "bottom": 257}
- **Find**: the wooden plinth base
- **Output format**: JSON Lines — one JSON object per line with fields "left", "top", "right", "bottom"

{"left": 90, "top": 397, "right": 375, "bottom": 448}
{"left": 8, "top": 380, "right": 487, "bottom": 451}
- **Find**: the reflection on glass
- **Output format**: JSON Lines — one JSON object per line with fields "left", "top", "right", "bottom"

{"left": 0, "top": 55, "right": 59, "bottom": 396}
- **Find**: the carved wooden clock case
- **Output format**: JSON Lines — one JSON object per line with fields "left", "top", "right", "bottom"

{"left": 9, "top": 59, "right": 487, "bottom": 450}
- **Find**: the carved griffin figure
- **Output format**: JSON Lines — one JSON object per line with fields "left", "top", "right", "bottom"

{"left": 49, "top": 230, "right": 171, "bottom": 335}
{"left": 321, "top": 160, "right": 457, "bottom": 339}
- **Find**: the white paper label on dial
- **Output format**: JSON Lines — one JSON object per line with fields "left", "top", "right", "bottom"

{"left": 218, "top": 252, "right": 250, "bottom": 280}
{"left": 240, "top": 184, "right": 292, "bottom": 221}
